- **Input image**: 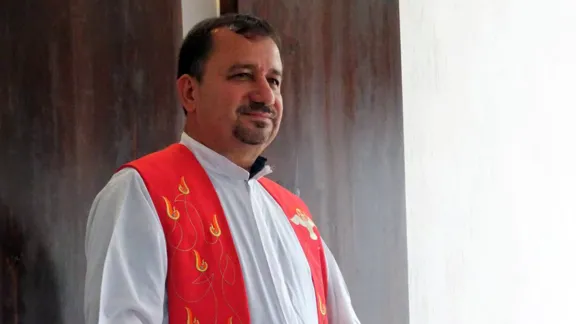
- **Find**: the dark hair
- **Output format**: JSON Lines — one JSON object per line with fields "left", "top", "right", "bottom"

{"left": 177, "top": 13, "right": 281, "bottom": 82}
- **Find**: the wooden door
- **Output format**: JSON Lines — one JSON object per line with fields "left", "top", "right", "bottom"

{"left": 0, "top": 1, "right": 182, "bottom": 322}
{"left": 232, "top": 1, "right": 409, "bottom": 322}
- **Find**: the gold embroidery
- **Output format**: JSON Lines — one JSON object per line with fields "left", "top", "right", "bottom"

{"left": 228, "top": 317, "right": 233, "bottom": 323}
{"left": 318, "top": 294, "right": 327, "bottom": 316}
{"left": 185, "top": 307, "right": 200, "bottom": 324}
{"left": 179, "top": 176, "right": 190, "bottom": 195}
{"left": 194, "top": 250, "right": 208, "bottom": 272}
{"left": 209, "top": 214, "right": 222, "bottom": 237}
{"left": 162, "top": 196, "right": 180, "bottom": 220}
{"left": 290, "top": 208, "right": 318, "bottom": 240}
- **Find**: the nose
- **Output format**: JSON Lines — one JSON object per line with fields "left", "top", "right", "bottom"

{"left": 249, "top": 76, "right": 275, "bottom": 107}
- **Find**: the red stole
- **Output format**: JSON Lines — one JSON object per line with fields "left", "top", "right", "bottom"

{"left": 120, "top": 144, "right": 329, "bottom": 323}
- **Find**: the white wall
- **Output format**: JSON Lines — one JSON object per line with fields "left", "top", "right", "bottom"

{"left": 181, "top": 0, "right": 218, "bottom": 35}
{"left": 400, "top": 0, "right": 576, "bottom": 323}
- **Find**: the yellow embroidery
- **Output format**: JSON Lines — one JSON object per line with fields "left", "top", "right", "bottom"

{"left": 290, "top": 208, "right": 318, "bottom": 240}
{"left": 209, "top": 214, "right": 222, "bottom": 237}
{"left": 194, "top": 250, "right": 208, "bottom": 272}
{"left": 162, "top": 196, "right": 180, "bottom": 220}
{"left": 185, "top": 306, "right": 200, "bottom": 323}
{"left": 318, "top": 294, "right": 327, "bottom": 316}
{"left": 179, "top": 176, "right": 190, "bottom": 195}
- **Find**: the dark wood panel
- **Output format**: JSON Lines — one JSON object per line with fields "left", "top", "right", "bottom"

{"left": 0, "top": 0, "right": 183, "bottom": 322}
{"left": 220, "top": 0, "right": 239, "bottom": 15}
{"left": 237, "top": 1, "right": 409, "bottom": 322}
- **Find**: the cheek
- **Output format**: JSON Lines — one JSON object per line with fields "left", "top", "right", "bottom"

{"left": 221, "top": 86, "right": 250, "bottom": 111}
{"left": 201, "top": 89, "right": 242, "bottom": 120}
{"left": 275, "top": 97, "right": 284, "bottom": 119}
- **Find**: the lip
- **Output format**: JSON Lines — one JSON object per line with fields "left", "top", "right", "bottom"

{"left": 242, "top": 112, "right": 273, "bottom": 119}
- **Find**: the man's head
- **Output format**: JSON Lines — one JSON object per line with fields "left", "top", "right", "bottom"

{"left": 176, "top": 14, "right": 283, "bottom": 169}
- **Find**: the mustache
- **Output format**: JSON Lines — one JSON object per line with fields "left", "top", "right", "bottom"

{"left": 237, "top": 102, "right": 276, "bottom": 117}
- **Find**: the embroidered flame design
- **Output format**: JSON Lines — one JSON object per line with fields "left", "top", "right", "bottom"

{"left": 178, "top": 176, "right": 190, "bottom": 195}
{"left": 185, "top": 306, "right": 200, "bottom": 324}
{"left": 162, "top": 196, "right": 180, "bottom": 220}
{"left": 194, "top": 250, "right": 208, "bottom": 272}
{"left": 318, "top": 294, "right": 327, "bottom": 316}
{"left": 209, "top": 214, "right": 222, "bottom": 237}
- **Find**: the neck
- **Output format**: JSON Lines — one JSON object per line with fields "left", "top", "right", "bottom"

{"left": 184, "top": 128, "right": 261, "bottom": 171}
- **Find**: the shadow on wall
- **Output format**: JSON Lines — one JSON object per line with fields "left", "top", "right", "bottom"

{"left": 0, "top": 200, "right": 62, "bottom": 324}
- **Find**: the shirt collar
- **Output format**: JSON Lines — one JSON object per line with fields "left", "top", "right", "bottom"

{"left": 179, "top": 132, "right": 272, "bottom": 181}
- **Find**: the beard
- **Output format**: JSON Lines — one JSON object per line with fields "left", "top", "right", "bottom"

{"left": 233, "top": 102, "right": 278, "bottom": 145}
{"left": 233, "top": 119, "right": 273, "bottom": 145}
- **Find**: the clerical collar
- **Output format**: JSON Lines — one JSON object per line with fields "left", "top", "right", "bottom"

{"left": 179, "top": 132, "right": 272, "bottom": 180}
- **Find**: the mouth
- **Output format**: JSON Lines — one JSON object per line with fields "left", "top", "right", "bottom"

{"left": 242, "top": 112, "right": 273, "bottom": 120}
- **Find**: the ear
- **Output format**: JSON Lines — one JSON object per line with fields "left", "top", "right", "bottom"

{"left": 176, "top": 75, "right": 199, "bottom": 114}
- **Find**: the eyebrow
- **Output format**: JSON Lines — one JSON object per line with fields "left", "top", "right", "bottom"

{"left": 228, "top": 63, "right": 282, "bottom": 77}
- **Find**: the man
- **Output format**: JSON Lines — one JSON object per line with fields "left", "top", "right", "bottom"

{"left": 84, "top": 14, "right": 360, "bottom": 324}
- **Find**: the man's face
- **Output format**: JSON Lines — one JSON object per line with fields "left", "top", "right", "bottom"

{"left": 182, "top": 29, "right": 283, "bottom": 152}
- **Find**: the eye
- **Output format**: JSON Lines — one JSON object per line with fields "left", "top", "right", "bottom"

{"left": 268, "top": 78, "right": 281, "bottom": 87}
{"left": 231, "top": 72, "right": 253, "bottom": 80}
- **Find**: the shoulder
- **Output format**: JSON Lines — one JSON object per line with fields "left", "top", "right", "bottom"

{"left": 259, "top": 177, "right": 294, "bottom": 195}
{"left": 125, "top": 144, "right": 183, "bottom": 167}
{"left": 258, "top": 177, "right": 315, "bottom": 215}
{"left": 258, "top": 177, "right": 304, "bottom": 201}
{"left": 90, "top": 168, "right": 151, "bottom": 212}
{"left": 121, "top": 144, "right": 193, "bottom": 179}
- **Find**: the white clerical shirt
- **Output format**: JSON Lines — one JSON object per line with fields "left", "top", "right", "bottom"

{"left": 84, "top": 132, "right": 360, "bottom": 324}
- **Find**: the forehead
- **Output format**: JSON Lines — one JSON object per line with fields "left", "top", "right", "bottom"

{"left": 207, "top": 28, "right": 282, "bottom": 71}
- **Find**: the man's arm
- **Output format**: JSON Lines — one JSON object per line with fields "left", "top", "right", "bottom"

{"left": 84, "top": 168, "right": 167, "bottom": 324}
{"left": 323, "top": 240, "right": 361, "bottom": 324}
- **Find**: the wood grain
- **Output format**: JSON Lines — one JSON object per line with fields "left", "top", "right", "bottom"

{"left": 219, "top": 0, "right": 239, "bottom": 15}
{"left": 236, "top": 1, "right": 409, "bottom": 322}
{"left": 0, "top": 0, "right": 182, "bottom": 322}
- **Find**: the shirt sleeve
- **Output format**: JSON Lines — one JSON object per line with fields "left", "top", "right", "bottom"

{"left": 84, "top": 168, "right": 167, "bottom": 324}
{"left": 323, "top": 239, "right": 361, "bottom": 324}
